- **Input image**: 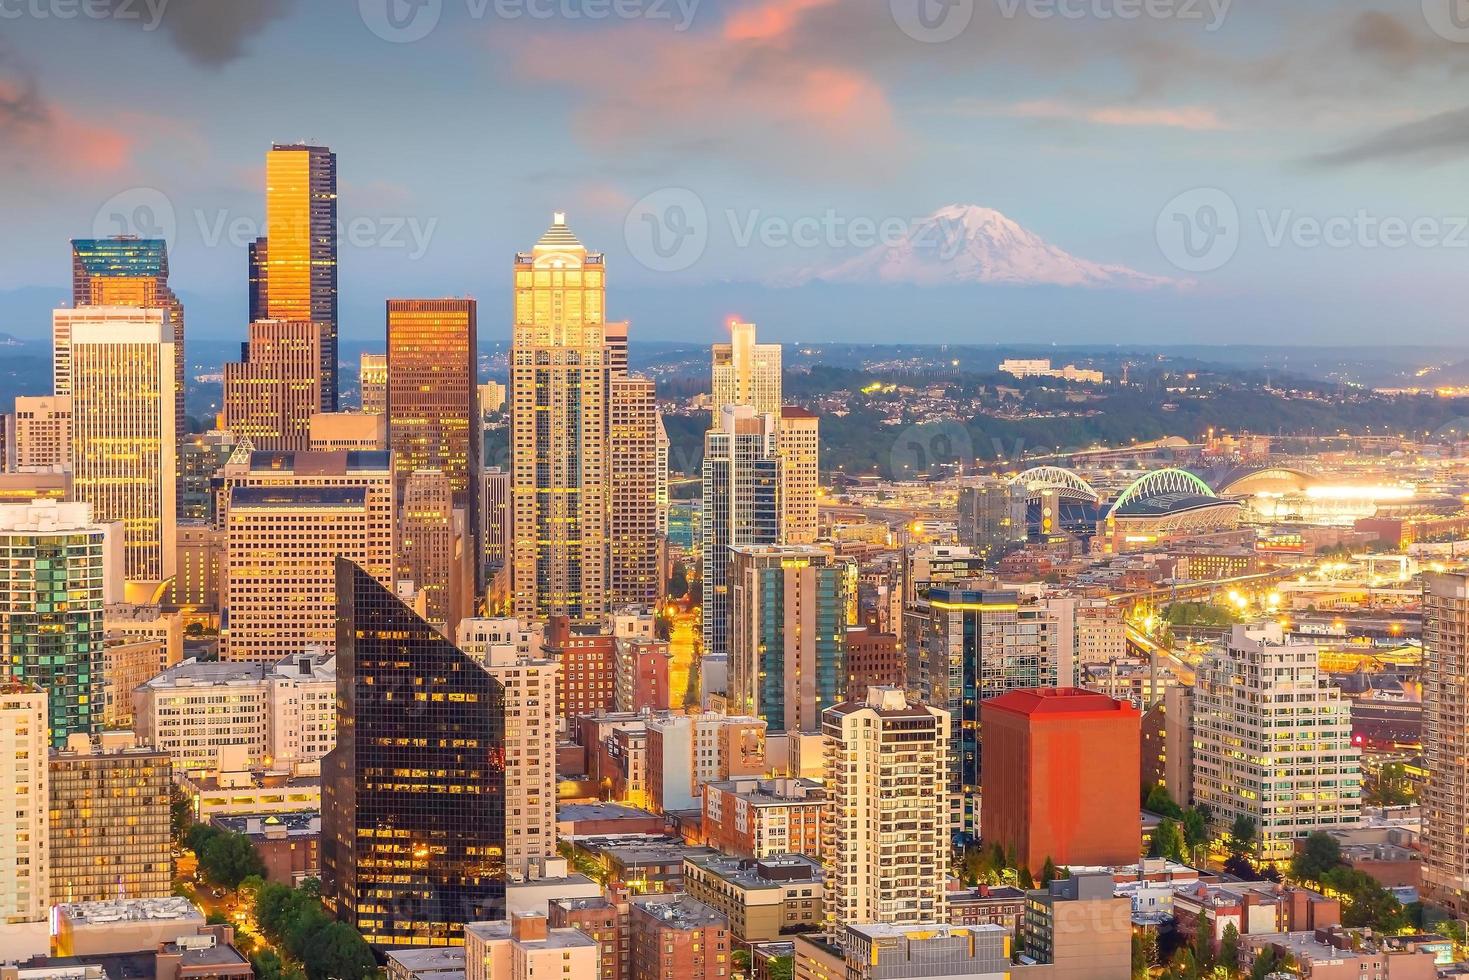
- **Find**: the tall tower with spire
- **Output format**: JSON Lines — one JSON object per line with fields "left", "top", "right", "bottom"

{"left": 509, "top": 214, "right": 611, "bottom": 623}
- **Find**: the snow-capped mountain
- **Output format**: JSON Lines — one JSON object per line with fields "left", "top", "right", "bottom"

{"left": 786, "top": 204, "right": 1178, "bottom": 290}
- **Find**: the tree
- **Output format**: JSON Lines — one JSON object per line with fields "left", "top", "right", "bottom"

{"left": 1321, "top": 866, "right": 1406, "bottom": 932}
{"left": 171, "top": 786, "right": 193, "bottom": 843}
{"left": 1226, "top": 815, "right": 1257, "bottom": 860}
{"left": 1191, "top": 910, "right": 1214, "bottom": 975}
{"left": 1040, "top": 857, "right": 1058, "bottom": 886}
{"left": 1290, "top": 831, "right": 1344, "bottom": 885}
{"left": 765, "top": 955, "right": 794, "bottom": 980}
{"left": 307, "top": 921, "right": 377, "bottom": 980}
{"left": 200, "top": 831, "right": 266, "bottom": 888}
{"left": 1018, "top": 866, "right": 1035, "bottom": 890}
{"left": 1181, "top": 809, "right": 1209, "bottom": 864}
{"left": 1248, "top": 946, "right": 1278, "bottom": 980}
{"left": 1167, "top": 946, "right": 1198, "bottom": 980}
{"left": 184, "top": 823, "right": 217, "bottom": 857}
{"left": 1150, "top": 818, "right": 1186, "bottom": 863}
{"left": 1144, "top": 783, "right": 1184, "bottom": 819}
{"left": 206, "top": 909, "right": 230, "bottom": 926}
{"left": 1131, "top": 931, "right": 1158, "bottom": 980}
{"left": 1218, "top": 922, "right": 1241, "bottom": 976}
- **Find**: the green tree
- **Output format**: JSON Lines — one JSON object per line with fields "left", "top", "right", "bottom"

{"left": 206, "top": 909, "right": 230, "bottom": 926}
{"left": 1018, "top": 866, "right": 1035, "bottom": 890}
{"left": 170, "top": 786, "right": 193, "bottom": 843}
{"left": 1218, "top": 922, "right": 1241, "bottom": 976}
{"left": 1181, "top": 809, "right": 1209, "bottom": 864}
{"left": 1040, "top": 857, "right": 1058, "bottom": 886}
{"left": 765, "top": 955, "right": 794, "bottom": 980}
{"left": 1192, "top": 910, "right": 1214, "bottom": 974}
{"left": 306, "top": 921, "right": 377, "bottom": 980}
{"left": 1227, "top": 815, "right": 1257, "bottom": 860}
{"left": 200, "top": 831, "right": 266, "bottom": 888}
{"left": 1131, "top": 931, "right": 1158, "bottom": 980}
{"left": 1167, "top": 946, "right": 1198, "bottom": 980}
{"left": 1248, "top": 946, "right": 1277, "bottom": 980}
{"left": 184, "top": 823, "right": 218, "bottom": 856}
{"left": 1144, "top": 783, "right": 1184, "bottom": 819}
{"left": 1290, "top": 831, "right": 1344, "bottom": 885}
{"left": 1150, "top": 818, "right": 1185, "bottom": 863}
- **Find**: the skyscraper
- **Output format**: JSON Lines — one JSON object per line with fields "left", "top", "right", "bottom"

{"left": 728, "top": 544, "right": 848, "bottom": 734}
{"left": 711, "top": 320, "right": 781, "bottom": 416}
{"left": 956, "top": 478, "right": 1027, "bottom": 564}
{"left": 400, "top": 468, "right": 468, "bottom": 638}
{"left": 222, "top": 319, "right": 322, "bottom": 452}
{"left": 605, "top": 320, "right": 629, "bottom": 377}
{"left": 71, "top": 236, "right": 186, "bottom": 447}
{"left": 11, "top": 395, "right": 71, "bottom": 470}
{"left": 823, "top": 688, "right": 950, "bottom": 929}
{"left": 0, "top": 502, "right": 108, "bottom": 747}
{"left": 63, "top": 308, "right": 177, "bottom": 585}
{"left": 257, "top": 144, "right": 338, "bottom": 409}
{"left": 609, "top": 375, "right": 661, "bottom": 610}
{"left": 1425, "top": 573, "right": 1469, "bottom": 913}
{"left": 359, "top": 353, "right": 388, "bottom": 414}
{"left": 322, "top": 560, "right": 506, "bottom": 946}
{"left": 701, "top": 406, "right": 781, "bottom": 658}
{"left": 0, "top": 684, "right": 49, "bottom": 939}
{"left": 776, "top": 407, "right": 820, "bottom": 544}
{"left": 510, "top": 214, "right": 610, "bottom": 624}
{"left": 387, "top": 299, "right": 480, "bottom": 512}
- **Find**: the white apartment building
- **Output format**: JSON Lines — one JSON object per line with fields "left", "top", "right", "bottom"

{"left": 1192, "top": 624, "right": 1362, "bottom": 860}
{"left": 478, "top": 643, "right": 559, "bottom": 878}
{"left": 0, "top": 685, "right": 49, "bottom": 943}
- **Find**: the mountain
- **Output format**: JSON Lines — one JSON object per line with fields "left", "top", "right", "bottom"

{"left": 785, "top": 204, "right": 1180, "bottom": 291}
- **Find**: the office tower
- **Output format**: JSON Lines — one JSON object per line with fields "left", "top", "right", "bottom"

{"left": 0, "top": 470, "right": 72, "bottom": 505}
{"left": 614, "top": 637, "right": 670, "bottom": 713}
{"left": 12, "top": 395, "right": 71, "bottom": 470}
{"left": 71, "top": 236, "right": 186, "bottom": 445}
{"left": 222, "top": 319, "right": 323, "bottom": 452}
{"left": 0, "top": 502, "right": 107, "bottom": 747}
{"left": 178, "top": 430, "right": 238, "bottom": 522}
{"left": 64, "top": 308, "right": 176, "bottom": 584}
{"left": 728, "top": 545, "right": 848, "bottom": 734}
{"left": 216, "top": 445, "right": 395, "bottom": 544}
{"left": 359, "top": 353, "right": 388, "bottom": 414}
{"left": 168, "top": 522, "right": 223, "bottom": 614}
{"left": 477, "top": 643, "right": 558, "bottom": 877}
{"left": 481, "top": 467, "right": 511, "bottom": 599}
{"left": 478, "top": 381, "right": 506, "bottom": 416}
{"left": 1193, "top": 624, "right": 1361, "bottom": 862}
{"left": 322, "top": 560, "right": 506, "bottom": 946}
{"left": 823, "top": 688, "right": 950, "bottom": 929}
{"left": 309, "top": 412, "right": 387, "bottom": 451}
{"left": 510, "top": 213, "right": 611, "bottom": 623}
{"left": 609, "top": 376, "right": 661, "bottom": 610}
{"left": 628, "top": 895, "right": 731, "bottom": 980}
{"left": 655, "top": 414, "right": 670, "bottom": 537}
{"left": 646, "top": 711, "right": 766, "bottom": 814}
{"left": 0, "top": 685, "right": 49, "bottom": 935}
{"left": 248, "top": 238, "right": 268, "bottom": 323}
{"left": 258, "top": 144, "right": 338, "bottom": 409}
{"left": 918, "top": 586, "right": 1059, "bottom": 835}
{"left": 701, "top": 406, "right": 781, "bottom": 659}
{"left": 843, "top": 627, "right": 904, "bottom": 699}
{"left": 465, "top": 914, "right": 599, "bottom": 980}
{"left": 956, "top": 477, "right": 1027, "bottom": 564}
{"left": 387, "top": 299, "right": 480, "bottom": 510}
{"left": 605, "top": 320, "right": 629, "bottom": 377}
{"left": 980, "top": 688, "right": 1139, "bottom": 873}
{"left": 776, "top": 407, "right": 819, "bottom": 544}
{"left": 711, "top": 320, "right": 781, "bottom": 415}
{"left": 400, "top": 468, "right": 459, "bottom": 638}
{"left": 1425, "top": 573, "right": 1469, "bottom": 913}
{"left": 48, "top": 732, "right": 171, "bottom": 904}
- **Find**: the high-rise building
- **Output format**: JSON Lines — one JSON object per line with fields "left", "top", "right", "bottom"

{"left": 711, "top": 320, "right": 781, "bottom": 416}
{"left": 0, "top": 502, "right": 108, "bottom": 747}
{"left": 71, "top": 237, "right": 186, "bottom": 446}
{"left": 48, "top": 732, "right": 171, "bottom": 905}
{"left": 359, "top": 353, "right": 388, "bottom": 414}
{"left": 258, "top": 144, "right": 338, "bottom": 409}
{"left": 510, "top": 214, "right": 611, "bottom": 624}
{"left": 0, "top": 685, "right": 49, "bottom": 936}
{"left": 655, "top": 414, "right": 670, "bottom": 538}
{"left": 322, "top": 559, "right": 506, "bottom": 946}
{"left": 917, "top": 586, "right": 1060, "bottom": 835}
{"left": 543, "top": 617, "right": 616, "bottom": 727}
{"left": 308, "top": 411, "right": 387, "bottom": 451}
{"left": 1193, "top": 624, "right": 1361, "bottom": 861}
{"left": 645, "top": 711, "right": 766, "bottom": 814}
{"left": 177, "top": 430, "right": 237, "bottom": 523}
{"left": 728, "top": 545, "right": 848, "bottom": 734}
{"left": 776, "top": 407, "right": 819, "bottom": 544}
{"left": 222, "top": 319, "right": 322, "bottom": 452}
{"left": 60, "top": 308, "right": 176, "bottom": 585}
{"left": 609, "top": 376, "right": 661, "bottom": 610}
{"left": 956, "top": 478, "right": 1027, "bottom": 564}
{"left": 980, "top": 688, "right": 1140, "bottom": 874}
{"left": 387, "top": 299, "right": 480, "bottom": 514}
{"left": 823, "top": 687, "right": 950, "bottom": 929}
{"left": 12, "top": 395, "right": 71, "bottom": 470}
{"left": 476, "top": 642, "right": 558, "bottom": 877}
{"left": 481, "top": 467, "right": 511, "bottom": 605}
{"left": 614, "top": 637, "right": 670, "bottom": 713}
{"left": 1021, "top": 874, "right": 1134, "bottom": 980}
{"left": 400, "top": 469, "right": 470, "bottom": 638}
{"left": 701, "top": 406, "right": 781, "bottom": 659}
{"left": 1418, "top": 572, "right": 1469, "bottom": 911}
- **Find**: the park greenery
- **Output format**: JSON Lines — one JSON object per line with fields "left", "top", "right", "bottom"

{"left": 253, "top": 878, "right": 378, "bottom": 980}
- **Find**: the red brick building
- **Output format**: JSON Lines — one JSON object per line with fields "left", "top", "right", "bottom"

{"left": 843, "top": 628, "right": 904, "bottom": 699}
{"left": 629, "top": 894, "right": 732, "bottom": 980}
{"left": 549, "top": 894, "right": 629, "bottom": 980}
{"left": 615, "top": 637, "right": 670, "bottom": 713}
{"left": 980, "top": 688, "right": 1140, "bottom": 873}
{"left": 547, "top": 616, "right": 616, "bottom": 725}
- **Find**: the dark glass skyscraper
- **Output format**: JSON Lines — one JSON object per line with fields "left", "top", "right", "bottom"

{"left": 322, "top": 559, "right": 506, "bottom": 946}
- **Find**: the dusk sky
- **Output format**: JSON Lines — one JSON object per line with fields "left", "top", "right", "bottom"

{"left": 3, "top": 0, "right": 1468, "bottom": 345}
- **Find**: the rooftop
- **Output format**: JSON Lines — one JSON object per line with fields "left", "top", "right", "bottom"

{"left": 462, "top": 920, "right": 598, "bottom": 950}
{"left": 685, "top": 853, "right": 824, "bottom": 890}
{"left": 982, "top": 687, "right": 1139, "bottom": 719}
{"left": 56, "top": 897, "right": 203, "bottom": 926}
{"left": 631, "top": 894, "right": 728, "bottom": 930}
{"left": 383, "top": 947, "right": 466, "bottom": 972}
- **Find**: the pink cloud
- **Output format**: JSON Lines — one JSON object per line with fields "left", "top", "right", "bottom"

{"left": 723, "top": 0, "right": 840, "bottom": 42}
{"left": 966, "top": 98, "right": 1227, "bottom": 131}
{"left": 0, "top": 81, "right": 136, "bottom": 177}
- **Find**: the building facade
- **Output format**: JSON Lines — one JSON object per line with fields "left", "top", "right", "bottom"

{"left": 0, "top": 685, "right": 49, "bottom": 932}
{"left": 711, "top": 320, "right": 781, "bottom": 416}
{"left": 1423, "top": 572, "right": 1469, "bottom": 912}
{"left": 608, "top": 375, "right": 661, "bottom": 610}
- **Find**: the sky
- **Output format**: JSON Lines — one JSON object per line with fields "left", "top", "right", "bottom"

{"left": 2, "top": 0, "right": 1468, "bottom": 346}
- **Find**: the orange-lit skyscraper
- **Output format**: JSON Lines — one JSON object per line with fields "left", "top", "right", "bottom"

{"left": 222, "top": 319, "right": 322, "bottom": 452}
{"left": 386, "top": 299, "right": 480, "bottom": 508}
{"left": 254, "top": 144, "right": 338, "bottom": 409}
{"left": 510, "top": 214, "right": 610, "bottom": 624}
{"left": 609, "top": 375, "right": 661, "bottom": 610}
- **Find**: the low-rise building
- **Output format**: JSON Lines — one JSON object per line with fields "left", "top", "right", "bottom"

{"left": 1172, "top": 881, "right": 1340, "bottom": 953}
{"left": 682, "top": 853, "right": 823, "bottom": 943}
{"left": 177, "top": 768, "right": 319, "bottom": 820}
{"left": 464, "top": 913, "right": 599, "bottom": 980}
{"left": 947, "top": 884, "right": 1027, "bottom": 935}
{"left": 628, "top": 894, "right": 732, "bottom": 980}
{"left": 51, "top": 897, "right": 207, "bottom": 957}
{"left": 1021, "top": 873, "right": 1132, "bottom": 980}
{"left": 1242, "top": 928, "right": 1438, "bottom": 979}
{"left": 701, "top": 777, "right": 826, "bottom": 859}
{"left": 384, "top": 947, "right": 466, "bottom": 980}
{"left": 548, "top": 895, "right": 628, "bottom": 980}
{"left": 210, "top": 812, "right": 320, "bottom": 886}
{"left": 794, "top": 922, "right": 1012, "bottom": 980}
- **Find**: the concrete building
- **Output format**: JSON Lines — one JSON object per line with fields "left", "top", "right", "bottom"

{"left": 548, "top": 895, "right": 627, "bottom": 980}
{"left": 0, "top": 502, "right": 111, "bottom": 745}
{"left": 359, "top": 353, "right": 388, "bottom": 414}
{"left": 11, "top": 395, "right": 71, "bottom": 470}
{"left": 399, "top": 468, "right": 469, "bottom": 637}
{"left": 1193, "top": 624, "right": 1362, "bottom": 861}
{"left": 777, "top": 407, "right": 820, "bottom": 545}
{"left": 385, "top": 947, "right": 465, "bottom": 980}
{"left": 1241, "top": 928, "right": 1438, "bottom": 979}
{"left": 843, "top": 627, "right": 904, "bottom": 700}
{"left": 609, "top": 375, "right": 662, "bottom": 610}
{"left": 1172, "top": 880, "right": 1340, "bottom": 952}
{"left": 168, "top": 522, "right": 223, "bottom": 616}
{"left": 50, "top": 897, "right": 206, "bottom": 958}
{"left": 222, "top": 319, "right": 322, "bottom": 452}
{"left": 464, "top": 913, "right": 599, "bottom": 980}
{"left": 308, "top": 411, "right": 387, "bottom": 451}
{"left": 956, "top": 478, "right": 1027, "bottom": 565}
{"left": 728, "top": 545, "right": 849, "bottom": 735}
{"left": 545, "top": 618, "right": 617, "bottom": 729}
{"left": 211, "top": 811, "right": 319, "bottom": 886}
{"left": 823, "top": 688, "right": 950, "bottom": 928}
{"left": 456, "top": 617, "right": 546, "bottom": 665}
{"left": 478, "top": 643, "right": 558, "bottom": 878}
{"left": 645, "top": 711, "right": 766, "bottom": 814}
{"left": 682, "top": 853, "right": 824, "bottom": 943}
{"left": 480, "top": 467, "right": 511, "bottom": 604}
{"left": 0, "top": 685, "right": 49, "bottom": 952}
{"left": 48, "top": 732, "right": 171, "bottom": 905}
{"left": 1021, "top": 873, "right": 1132, "bottom": 980}
{"left": 1423, "top": 572, "right": 1469, "bottom": 913}
{"left": 981, "top": 688, "right": 1141, "bottom": 873}
{"left": 795, "top": 922, "right": 1013, "bottom": 980}
{"left": 702, "top": 777, "right": 825, "bottom": 860}
{"left": 628, "top": 894, "right": 732, "bottom": 980}
{"left": 502, "top": 859, "right": 600, "bottom": 917}
{"left": 711, "top": 320, "right": 781, "bottom": 417}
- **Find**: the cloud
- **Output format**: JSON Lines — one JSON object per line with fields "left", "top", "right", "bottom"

{"left": 1312, "top": 105, "right": 1469, "bottom": 167}
{"left": 958, "top": 98, "right": 1227, "bottom": 131}
{"left": 0, "top": 48, "right": 133, "bottom": 178}
{"left": 100, "top": 0, "right": 296, "bottom": 66}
